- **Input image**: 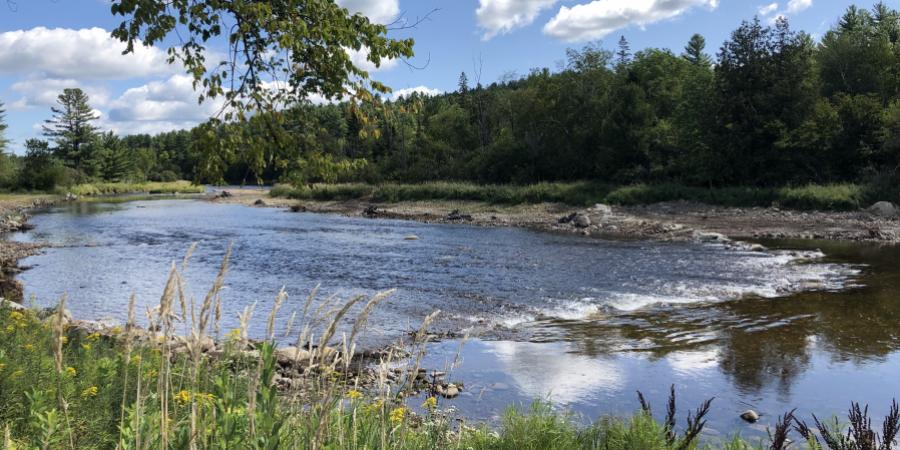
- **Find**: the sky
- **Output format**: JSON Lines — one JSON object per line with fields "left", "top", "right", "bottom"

{"left": 0, "top": 0, "right": 865, "bottom": 153}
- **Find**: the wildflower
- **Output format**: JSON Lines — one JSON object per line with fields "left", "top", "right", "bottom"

{"left": 109, "top": 326, "right": 123, "bottom": 335}
{"left": 8, "top": 311, "right": 24, "bottom": 322}
{"left": 422, "top": 396, "right": 437, "bottom": 410}
{"left": 86, "top": 332, "right": 101, "bottom": 341}
{"left": 363, "top": 399, "right": 384, "bottom": 414}
{"left": 226, "top": 328, "right": 242, "bottom": 341}
{"left": 174, "top": 390, "right": 191, "bottom": 404}
{"left": 130, "top": 355, "right": 142, "bottom": 365}
{"left": 347, "top": 390, "right": 363, "bottom": 400}
{"left": 0, "top": 363, "right": 6, "bottom": 372}
{"left": 81, "top": 386, "right": 98, "bottom": 398}
{"left": 4, "top": 325, "right": 12, "bottom": 333}
{"left": 22, "top": 344, "right": 34, "bottom": 352}
{"left": 60, "top": 336, "right": 68, "bottom": 345}
{"left": 11, "top": 370, "right": 23, "bottom": 379}
{"left": 65, "top": 366, "right": 76, "bottom": 377}
{"left": 389, "top": 407, "right": 406, "bottom": 425}
{"left": 81, "top": 343, "right": 92, "bottom": 351}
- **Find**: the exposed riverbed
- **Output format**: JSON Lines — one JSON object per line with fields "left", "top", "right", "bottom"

{"left": 9, "top": 199, "right": 899, "bottom": 440}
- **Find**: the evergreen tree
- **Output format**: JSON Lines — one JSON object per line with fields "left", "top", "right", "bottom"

{"left": 458, "top": 72, "right": 469, "bottom": 95}
{"left": 42, "top": 88, "right": 99, "bottom": 171}
{"left": 682, "top": 34, "right": 711, "bottom": 67}
{"left": 0, "top": 100, "right": 8, "bottom": 153}
{"left": 616, "top": 36, "right": 632, "bottom": 66}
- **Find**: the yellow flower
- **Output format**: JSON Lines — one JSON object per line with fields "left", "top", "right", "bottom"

{"left": 363, "top": 399, "right": 384, "bottom": 414}
{"left": 422, "top": 396, "right": 437, "bottom": 410}
{"left": 4, "top": 325, "right": 13, "bottom": 333}
{"left": 81, "top": 386, "right": 98, "bottom": 398}
{"left": 130, "top": 355, "right": 142, "bottom": 365}
{"left": 346, "top": 390, "right": 363, "bottom": 400}
{"left": 0, "top": 363, "right": 6, "bottom": 372}
{"left": 389, "top": 407, "right": 406, "bottom": 425}
{"left": 65, "top": 366, "right": 76, "bottom": 377}
{"left": 174, "top": 390, "right": 191, "bottom": 404}
{"left": 86, "top": 332, "right": 101, "bottom": 341}
{"left": 9, "top": 311, "right": 24, "bottom": 322}
{"left": 81, "top": 343, "right": 92, "bottom": 351}
{"left": 226, "top": 328, "right": 242, "bottom": 342}
{"left": 60, "top": 336, "right": 69, "bottom": 345}
{"left": 109, "top": 326, "right": 123, "bottom": 335}
{"left": 22, "top": 344, "right": 34, "bottom": 352}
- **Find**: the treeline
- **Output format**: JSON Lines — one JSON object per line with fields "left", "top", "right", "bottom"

{"left": 0, "top": 89, "right": 200, "bottom": 191}
{"left": 0, "top": 4, "right": 898, "bottom": 194}
{"left": 249, "top": 3, "right": 899, "bottom": 189}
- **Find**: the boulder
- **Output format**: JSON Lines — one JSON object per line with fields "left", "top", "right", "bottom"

{"left": 868, "top": 201, "right": 898, "bottom": 218}
{"left": 218, "top": 190, "right": 233, "bottom": 198}
{"left": 253, "top": 199, "right": 267, "bottom": 207}
{"left": 275, "top": 346, "right": 311, "bottom": 365}
{"left": 290, "top": 204, "right": 307, "bottom": 213}
{"left": 363, "top": 205, "right": 379, "bottom": 217}
{"left": 749, "top": 244, "right": 766, "bottom": 252}
{"left": 695, "top": 231, "right": 729, "bottom": 243}
{"left": 592, "top": 204, "right": 613, "bottom": 215}
{"left": 573, "top": 214, "right": 591, "bottom": 228}
{"left": 740, "top": 410, "right": 760, "bottom": 423}
{"left": 442, "top": 383, "right": 460, "bottom": 399}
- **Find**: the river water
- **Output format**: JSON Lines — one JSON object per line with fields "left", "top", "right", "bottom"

{"left": 10, "top": 199, "right": 900, "bottom": 440}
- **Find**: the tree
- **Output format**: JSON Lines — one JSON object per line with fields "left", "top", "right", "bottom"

{"left": 0, "top": 100, "right": 8, "bottom": 153}
{"left": 42, "top": 88, "right": 99, "bottom": 171}
{"left": 21, "top": 139, "right": 65, "bottom": 190}
{"left": 682, "top": 34, "right": 711, "bottom": 67}
{"left": 616, "top": 36, "right": 632, "bottom": 66}
{"left": 458, "top": 72, "right": 470, "bottom": 95}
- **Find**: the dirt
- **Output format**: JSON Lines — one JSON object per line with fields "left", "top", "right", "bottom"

{"left": 211, "top": 188, "right": 900, "bottom": 244}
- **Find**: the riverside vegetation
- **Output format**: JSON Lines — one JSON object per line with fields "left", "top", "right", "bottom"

{"left": 2, "top": 4, "right": 900, "bottom": 211}
{"left": 0, "top": 248, "right": 899, "bottom": 450}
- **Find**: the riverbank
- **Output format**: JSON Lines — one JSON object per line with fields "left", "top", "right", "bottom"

{"left": 217, "top": 187, "right": 900, "bottom": 243}
{"left": 0, "top": 194, "right": 60, "bottom": 301}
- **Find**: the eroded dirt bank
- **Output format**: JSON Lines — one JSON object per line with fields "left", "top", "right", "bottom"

{"left": 212, "top": 188, "right": 900, "bottom": 243}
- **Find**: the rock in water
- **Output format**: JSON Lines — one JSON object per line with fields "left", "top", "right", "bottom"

{"left": 254, "top": 199, "right": 267, "bottom": 206}
{"left": 740, "top": 410, "right": 760, "bottom": 423}
{"left": 573, "top": 214, "right": 591, "bottom": 228}
{"left": 442, "top": 384, "right": 460, "bottom": 399}
{"left": 404, "top": 235, "right": 419, "bottom": 241}
{"left": 868, "top": 201, "right": 898, "bottom": 218}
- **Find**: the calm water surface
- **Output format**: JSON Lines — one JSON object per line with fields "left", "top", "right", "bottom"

{"left": 10, "top": 199, "right": 900, "bottom": 439}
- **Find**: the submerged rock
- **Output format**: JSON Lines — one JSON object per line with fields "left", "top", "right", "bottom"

{"left": 740, "top": 410, "right": 760, "bottom": 423}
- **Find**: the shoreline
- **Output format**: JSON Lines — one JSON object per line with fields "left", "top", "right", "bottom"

{"left": 212, "top": 188, "right": 900, "bottom": 244}
{"left": 0, "top": 195, "right": 60, "bottom": 302}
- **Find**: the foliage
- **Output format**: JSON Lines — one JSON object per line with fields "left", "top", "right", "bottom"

{"left": 64, "top": 181, "right": 204, "bottom": 197}
{"left": 42, "top": 88, "right": 100, "bottom": 172}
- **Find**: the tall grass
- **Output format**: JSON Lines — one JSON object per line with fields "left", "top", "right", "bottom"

{"left": 271, "top": 181, "right": 882, "bottom": 211}
{"left": 1, "top": 248, "right": 898, "bottom": 448}
{"left": 64, "top": 181, "right": 204, "bottom": 197}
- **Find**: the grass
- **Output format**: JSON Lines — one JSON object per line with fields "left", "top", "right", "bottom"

{"left": 270, "top": 181, "right": 882, "bottom": 211}
{"left": 1, "top": 248, "right": 898, "bottom": 449}
{"left": 62, "top": 181, "right": 205, "bottom": 197}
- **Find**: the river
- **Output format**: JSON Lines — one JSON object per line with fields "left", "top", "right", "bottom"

{"left": 10, "top": 198, "right": 899, "bottom": 440}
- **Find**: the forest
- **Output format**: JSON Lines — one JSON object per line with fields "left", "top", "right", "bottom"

{"left": 0, "top": 3, "right": 898, "bottom": 198}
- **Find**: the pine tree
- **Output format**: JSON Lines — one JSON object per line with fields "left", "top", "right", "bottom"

{"left": 683, "top": 34, "right": 711, "bottom": 67}
{"left": 616, "top": 35, "right": 632, "bottom": 66}
{"left": 0, "top": 100, "right": 8, "bottom": 153}
{"left": 458, "top": 71, "right": 469, "bottom": 95}
{"left": 42, "top": 88, "right": 99, "bottom": 171}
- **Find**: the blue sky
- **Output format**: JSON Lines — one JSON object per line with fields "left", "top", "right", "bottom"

{"left": 0, "top": 0, "right": 862, "bottom": 152}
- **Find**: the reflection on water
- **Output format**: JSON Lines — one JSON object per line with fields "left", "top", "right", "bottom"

{"left": 11, "top": 200, "right": 900, "bottom": 437}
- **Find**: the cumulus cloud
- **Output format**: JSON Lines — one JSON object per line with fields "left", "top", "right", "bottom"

{"left": 390, "top": 86, "right": 443, "bottom": 101}
{"left": 336, "top": 0, "right": 399, "bottom": 24}
{"left": 9, "top": 77, "right": 110, "bottom": 110}
{"left": 543, "top": 0, "right": 719, "bottom": 42}
{"left": 0, "top": 27, "right": 172, "bottom": 80}
{"left": 476, "top": 0, "right": 560, "bottom": 39}
{"left": 100, "top": 74, "right": 225, "bottom": 135}
{"left": 786, "top": 0, "right": 812, "bottom": 14}
{"left": 346, "top": 46, "right": 399, "bottom": 72}
{"left": 758, "top": 2, "right": 779, "bottom": 16}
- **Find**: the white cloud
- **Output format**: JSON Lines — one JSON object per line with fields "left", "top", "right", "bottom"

{"left": 390, "top": 86, "right": 443, "bottom": 101}
{"left": 0, "top": 27, "right": 173, "bottom": 80}
{"left": 346, "top": 46, "right": 398, "bottom": 72}
{"left": 758, "top": 2, "right": 779, "bottom": 16}
{"left": 543, "top": 0, "right": 719, "bottom": 42}
{"left": 100, "top": 74, "right": 224, "bottom": 135}
{"left": 786, "top": 0, "right": 811, "bottom": 14}
{"left": 336, "top": 0, "right": 399, "bottom": 24}
{"left": 476, "top": 0, "right": 560, "bottom": 39}
{"left": 9, "top": 77, "right": 111, "bottom": 110}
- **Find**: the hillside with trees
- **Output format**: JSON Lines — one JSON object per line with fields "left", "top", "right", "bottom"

{"left": 0, "top": 4, "right": 898, "bottom": 203}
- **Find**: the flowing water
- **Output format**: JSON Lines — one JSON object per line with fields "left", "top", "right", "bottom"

{"left": 9, "top": 199, "right": 900, "bottom": 440}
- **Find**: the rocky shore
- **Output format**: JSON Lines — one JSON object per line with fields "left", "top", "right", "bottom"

{"left": 212, "top": 188, "right": 900, "bottom": 244}
{"left": 0, "top": 195, "right": 59, "bottom": 302}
